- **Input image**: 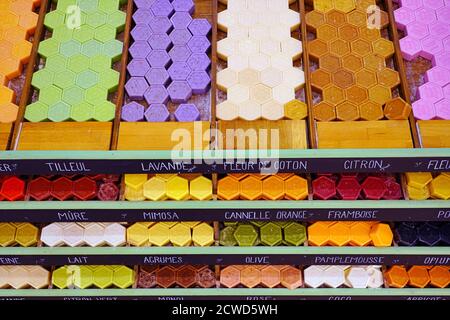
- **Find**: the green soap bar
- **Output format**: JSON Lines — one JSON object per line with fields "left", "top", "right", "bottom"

{"left": 223, "top": 222, "right": 238, "bottom": 226}
{"left": 71, "top": 102, "right": 94, "bottom": 122}
{"left": 93, "top": 101, "right": 116, "bottom": 121}
{"left": 260, "top": 222, "right": 282, "bottom": 246}
{"left": 99, "top": 0, "right": 121, "bottom": 13}
{"left": 39, "top": 85, "right": 62, "bottom": 106}
{"left": 94, "top": 25, "right": 117, "bottom": 43}
{"left": 233, "top": 224, "right": 258, "bottom": 247}
{"left": 86, "top": 11, "right": 107, "bottom": 28}
{"left": 55, "top": 0, "right": 77, "bottom": 11}
{"left": 78, "top": 0, "right": 99, "bottom": 13}
{"left": 250, "top": 221, "right": 265, "bottom": 227}
{"left": 89, "top": 55, "right": 112, "bottom": 72}
{"left": 32, "top": 69, "right": 55, "bottom": 90}
{"left": 82, "top": 39, "right": 103, "bottom": 57}
{"left": 44, "top": 10, "right": 65, "bottom": 31}
{"left": 283, "top": 222, "right": 307, "bottom": 246}
{"left": 25, "top": 102, "right": 49, "bottom": 122}
{"left": 60, "top": 40, "right": 82, "bottom": 58}
{"left": 76, "top": 70, "right": 99, "bottom": 89}
{"left": 52, "top": 28, "right": 74, "bottom": 43}
{"left": 73, "top": 25, "right": 95, "bottom": 43}
{"left": 62, "top": 86, "right": 85, "bottom": 106}
{"left": 274, "top": 221, "right": 290, "bottom": 228}
{"left": 86, "top": 86, "right": 108, "bottom": 105}
{"left": 45, "top": 54, "right": 68, "bottom": 72}
{"left": 73, "top": 266, "right": 94, "bottom": 289}
{"left": 103, "top": 39, "right": 123, "bottom": 62}
{"left": 68, "top": 54, "right": 90, "bottom": 73}
{"left": 219, "top": 226, "right": 237, "bottom": 246}
{"left": 48, "top": 101, "right": 71, "bottom": 122}
{"left": 54, "top": 70, "right": 76, "bottom": 89}
{"left": 98, "top": 69, "right": 119, "bottom": 92}
{"left": 107, "top": 10, "right": 126, "bottom": 32}
{"left": 38, "top": 38, "right": 60, "bottom": 58}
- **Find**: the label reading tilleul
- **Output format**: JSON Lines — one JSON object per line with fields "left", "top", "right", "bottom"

{"left": 45, "top": 162, "right": 91, "bottom": 173}
{"left": 437, "top": 210, "right": 450, "bottom": 220}
{"left": 67, "top": 256, "right": 89, "bottom": 264}
{"left": 426, "top": 160, "right": 450, "bottom": 171}
{"left": 143, "top": 211, "right": 180, "bottom": 221}
{"left": 0, "top": 163, "right": 17, "bottom": 173}
{"left": 328, "top": 210, "right": 378, "bottom": 220}
{"left": 314, "top": 256, "right": 384, "bottom": 265}
{"left": 143, "top": 256, "right": 183, "bottom": 264}
{"left": 0, "top": 257, "right": 20, "bottom": 265}
{"left": 58, "top": 211, "right": 88, "bottom": 221}
{"left": 343, "top": 160, "right": 390, "bottom": 171}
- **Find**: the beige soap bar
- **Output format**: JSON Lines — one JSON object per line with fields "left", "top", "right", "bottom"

{"left": 217, "top": 101, "right": 239, "bottom": 121}
{"left": 217, "top": 68, "right": 238, "bottom": 92}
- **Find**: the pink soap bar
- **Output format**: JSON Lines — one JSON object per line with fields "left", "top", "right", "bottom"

{"left": 412, "top": 99, "right": 437, "bottom": 120}
{"left": 435, "top": 98, "right": 450, "bottom": 119}
{"left": 399, "top": 36, "right": 421, "bottom": 61}
{"left": 418, "top": 82, "right": 444, "bottom": 103}
{"left": 426, "top": 66, "right": 450, "bottom": 87}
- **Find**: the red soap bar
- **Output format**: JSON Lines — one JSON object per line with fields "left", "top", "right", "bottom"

{"left": 73, "top": 177, "right": 97, "bottom": 200}
{"left": 97, "top": 182, "right": 119, "bottom": 201}
{"left": 382, "top": 179, "right": 402, "bottom": 200}
{"left": 102, "top": 174, "right": 120, "bottom": 183}
{"left": 89, "top": 174, "right": 106, "bottom": 181}
{"left": 28, "top": 177, "right": 52, "bottom": 201}
{"left": 313, "top": 176, "right": 336, "bottom": 200}
{"left": 51, "top": 177, "right": 74, "bottom": 201}
{"left": 0, "top": 177, "right": 25, "bottom": 201}
{"left": 337, "top": 177, "right": 361, "bottom": 200}
{"left": 361, "top": 176, "right": 387, "bottom": 200}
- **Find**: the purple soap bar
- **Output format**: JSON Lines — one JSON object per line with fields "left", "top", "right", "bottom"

{"left": 168, "top": 80, "right": 192, "bottom": 103}
{"left": 145, "top": 104, "right": 170, "bottom": 122}
{"left": 187, "top": 36, "right": 210, "bottom": 53}
{"left": 150, "top": 16, "right": 173, "bottom": 34}
{"left": 148, "top": 33, "right": 172, "bottom": 50}
{"left": 168, "top": 62, "right": 192, "bottom": 81}
{"left": 170, "top": 29, "right": 193, "bottom": 46}
{"left": 135, "top": 0, "right": 155, "bottom": 9}
{"left": 171, "top": 12, "right": 193, "bottom": 29}
{"left": 128, "top": 59, "right": 151, "bottom": 77}
{"left": 174, "top": 103, "right": 200, "bottom": 122}
{"left": 131, "top": 24, "right": 153, "bottom": 41}
{"left": 172, "top": 0, "right": 195, "bottom": 14}
{"left": 187, "top": 53, "right": 210, "bottom": 71}
{"left": 146, "top": 50, "right": 172, "bottom": 68}
{"left": 412, "top": 99, "right": 437, "bottom": 120}
{"left": 145, "top": 68, "right": 171, "bottom": 86}
{"left": 133, "top": 9, "right": 155, "bottom": 25}
{"left": 144, "top": 85, "right": 170, "bottom": 104}
{"left": 187, "top": 70, "right": 210, "bottom": 94}
{"left": 426, "top": 66, "right": 450, "bottom": 87}
{"left": 169, "top": 45, "right": 192, "bottom": 62}
{"left": 129, "top": 41, "right": 152, "bottom": 59}
{"left": 418, "top": 81, "right": 444, "bottom": 103}
{"left": 122, "top": 101, "right": 145, "bottom": 122}
{"left": 125, "top": 77, "right": 149, "bottom": 100}
{"left": 151, "top": 0, "right": 174, "bottom": 18}
{"left": 444, "top": 84, "right": 450, "bottom": 98}
{"left": 188, "top": 19, "right": 211, "bottom": 36}
{"left": 435, "top": 99, "right": 450, "bottom": 119}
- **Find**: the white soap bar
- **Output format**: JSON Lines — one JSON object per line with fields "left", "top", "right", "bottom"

{"left": 261, "top": 67, "right": 283, "bottom": 88}
{"left": 282, "top": 38, "right": 303, "bottom": 60}
{"left": 238, "top": 100, "right": 262, "bottom": 120}
{"left": 238, "top": 68, "right": 260, "bottom": 86}
{"left": 249, "top": 53, "right": 271, "bottom": 71}
{"left": 258, "top": 11, "right": 281, "bottom": 27}
{"left": 250, "top": 83, "right": 273, "bottom": 104}
{"left": 218, "top": 10, "right": 238, "bottom": 31}
{"left": 323, "top": 266, "right": 345, "bottom": 288}
{"left": 104, "top": 223, "right": 126, "bottom": 247}
{"left": 227, "top": 0, "right": 248, "bottom": 11}
{"left": 345, "top": 267, "right": 370, "bottom": 289}
{"left": 247, "top": 0, "right": 268, "bottom": 12}
{"left": 228, "top": 84, "right": 250, "bottom": 104}
{"left": 83, "top": 223, "right": 106, "bottom": 247}
{"left": 304, "top": 265, "right": 325, "bottom": 288}
{"left": 282, "top": 68, "right": 305, "bottom": 91}
{"left": 270, "top": 25, "right": 291, "bottom": 41}
{"left": 280, "top": 9, "right": 301, "bottom": 31}
{"left": 273, "top": 84, "right": 295, "bottom": 104}
{"left": 228, "top": 25, "right": 249, "bottom": 41}
{"left": 238, "top": 11, "right": 258, "bottom": 28}
{"left": 217, "top": 68, "right": 238, "bottom": 92}
{"left": 239, "top": 39, "right": 259, "bottom": 56}
{"left": 367, "top": 267, "right": 384, "bottom": 288}
{"left": 41, "top": 223, "right": 64, "bottom": 247}
{"left": 260, "top": 39, "right": 282, "bottom": 56}
{"left": 217, "top": 38, "right": 239, "bottom": 61}
{"left": 62, "top": 223, "right": 85, "bottom": 247}
{"left": 217, "top": 101, "right": 239, "bottom": 120}
{"left": 271, "top": 53, "right": 293, "bottom": 71}
{"left": 249, "top": 25, "right": 269, "bottom": 40}
{"left": 228, "top": 54, "right": 249, "bottom": 71}
{"left": 262, "top": 100, "right": 284, "bottom": 120}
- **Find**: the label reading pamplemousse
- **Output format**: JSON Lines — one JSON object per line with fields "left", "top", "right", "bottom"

{"left": 343, "top": 160, "right": 391, "bottom": 171}
{"left": 142, "top": 211, "right": 180, "bottom": 221}
{"left": 437, "top": 210, "right": 450, "bottom": 220}
{"left": 0, "top": 163, "right": 18, "bottom": 173}
{"left": 45, "top": 162, "right": 91, "bottom": 173}
{"left": 426, "top": 160, "right": 450, "bottom": 171}
{"left": 328, "top": 210, "right": 378, "bottom": 220}
{"left": 143, "top": 256, "right": 183, "bottom": 264}
{"left": 57, "top": 211, "right": 88, "bottom": 221}
{"left": 67, "top": 256, "right": 89, "bottom": 264}
{"left": 314, "top": 256, "right": 384, "bottom": 265}
{"left": 0, "top": 257, "right": 20, "bottom": 265}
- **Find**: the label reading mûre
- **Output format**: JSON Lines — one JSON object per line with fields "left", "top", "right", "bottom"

{"left": 143, "top": 256, "right": 183, "bottom": 264}
{"left": 143, "top": 211, "right": 180, "bottom": 221}
{"left": 328, "top": 210, "right": 378, "bottom": 220}
{"left": 0, "top": 257, "right": 20, "bottom": 265}
{"left": 0, "top": 163, "right": 17, "bottom": 173}
{"left": 58, "top": 211, "right": 88, "bottom": 221}
{"left": 45, "top": 162, "right": 91, "bottom": 173}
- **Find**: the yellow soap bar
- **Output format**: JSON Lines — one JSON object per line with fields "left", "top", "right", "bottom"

{"left": 166, "top": 176, "right": 189, "bottom": 200}
{"left": 73, "top": 266, "right": 94, "bottom": 289}
{"left": 124, "top": 174, "right": 148, "bottom": 189}
{"left": 143, "top": 177, "right": 167, "bottom": 201}
{"left": 169, "top": 223, "right": 192, "bottom": 246}
{"left": 113, "top": 266, "right": 135, "bottom": 289}
{"left": 127, "top": 223, "right": 149, "bottom": 247}
{"left": 52, "top": 266, "right": 73, "bottom": 289}
{"left": 189, "top": 176, "right": 213, "bottom": 201}
{"left": 192, "top": 223, "right": 214, "bottom": 247}
{"left": 405, "top": 172, "right": 433, "bottom": 189}
{"left": 148, "top": 223, "right": 170, "bottom": 246}
{"left": 407, "top": 185, "right": 431, "bottom": 200}
{"left": 0, "top": 223, "right": 16, "bottom": 247}
{"left": 124, "top": 186, "right": 146, "bottom": 201}
{"left": 93, "top": 266, "right": 114, "bottom": 289}
{"left": 15, "top": 223, "right": 38, "bottom": 247}
{"left": 430, "top": 175, "right": 450, "bottom": 200}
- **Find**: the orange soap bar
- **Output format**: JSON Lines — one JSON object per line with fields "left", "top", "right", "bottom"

{"left": 385, "top": 266, "right": 408, "bottom": 288}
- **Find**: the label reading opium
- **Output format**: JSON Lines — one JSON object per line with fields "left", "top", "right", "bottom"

{"left": 423, "top": 257, "right": 450, "bottom": 265}
{"left": 45, "top": 162, "right": 91, "bottom": 173}
{"left": 143, "top": 256, "right": 183, "bottom": 264}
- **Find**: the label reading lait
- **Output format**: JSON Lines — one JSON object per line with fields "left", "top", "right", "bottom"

{"left": 0, "top": 257, "right": 20, "bottom": 265}
{"left": 67, "top": 256, "right": 89, "bottom": 264}
{"left": 45, "top": 162, "right": 91, "bottom": 173}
